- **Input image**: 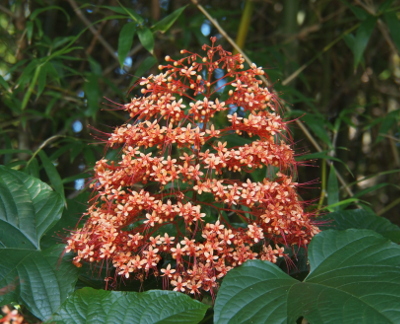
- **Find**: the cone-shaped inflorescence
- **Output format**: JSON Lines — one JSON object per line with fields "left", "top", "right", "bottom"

{"left": 66, "top": 38, "right": 319, "bottom": 295}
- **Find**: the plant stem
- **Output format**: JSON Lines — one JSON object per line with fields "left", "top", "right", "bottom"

{"left": 234, "top": 0, "right": 254, "bottom": 54}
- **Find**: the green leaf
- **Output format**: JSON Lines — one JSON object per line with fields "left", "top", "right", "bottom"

{"left": 0, "top": 167, "right": 78, "bottom": 320}
{"left": 383, "top": 11, "right": 400, "bottom": 54}
{"left": 88, "top": 56, "right": 102, "bottom": 75}
{"left": 26, "top": 20, "right": 34, "bottom": 43}
{"left": 0, "top": 75, "right": 9, "bottom": 90}
{"left": 376, "top": 109, "right": 399, "bottom": 143}
{"left": 353, "top": 182, "right": 392, "bottom": 198}
{"left": 50, "top": 287, "right": 209, "bottom": 323}
{"left": 295, "top": 151, "right": 343, "bottom": 163}
{"left": 340, "top": 0, "right": 369, "bottom": 20}
{"left": 327, "top": 165, "right": 339, "bottom": 210}
{"left": 353, "top": 15, "right": 377, "bottom": 68}
{"left": 0, "top": 165, "right": 63, "bottom": 249}
{"left": 301, "top": 113, "right": 332, "bottom": 148}
{"left": 215, "top": 229, "right": 400, "bottom": 323}
{"left": 0, "top": 245, "right": 78, "bottom": 320}
{"left": 38, "top": 150, "right": 65, "bottom": 202}
{"left": 99, "top": 5, "right": 144, "bottom": 24}
{"left": 130, "top": 56, "right": 157, "bottom": 84}
{"left": 20, "top": 62, "right": 42, "bottom": 110}
{"left": 378, "top": 0, "right": 395, "bottom": 13}
{"left": 152, "top": 5, "right": 188, "bottom": 33}
{"left": 24, "top": 157, "right": 40, "bottom": 179}
{"left": 137, "top": 27, "right": 155, "bottom": 54}
{"left": 41, "top": 192, "right": 89, "bottom": 250}
{"left": 37, "top": 62, "right": 48, "bottom": 98}
{"left": 0, "top": 245, "right": 79, "bottom": 320}
{"left": 29, "top": 5, "right": 70, "bottom": 23}
{"left": 84, "top": 74, "right": 101, "bottom": 118}
{"left": 0, "top": 149, "right": 32, "bottom": 155}
{"left": 118, "top": 22, "right": 137, "bottom": 68}
{"left": 321, "top": 198, "right": 360, "bottom": 211}
{"left": 320, "top": 208, "right": 400, "bottom": 243}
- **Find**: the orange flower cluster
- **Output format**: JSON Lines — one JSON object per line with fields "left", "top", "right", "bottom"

{"left": 0, "top": 306, "right": 25, "bottom": 324}
{"left": 66, "top": 38, "right": 319, "bottom": 294}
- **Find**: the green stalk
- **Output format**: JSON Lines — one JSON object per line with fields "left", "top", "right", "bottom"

{"left": 317, "top": 158, "right": 327, "bottom": 214}
{"left": 234, "top": 0, "right": 254, "bottom": 54}
{"left": 21, "top": 64, "right": 41, "bottom": 110}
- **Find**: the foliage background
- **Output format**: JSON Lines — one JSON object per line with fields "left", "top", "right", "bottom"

{"left": 1, "top": 0, "right": 399, "bottom": 224}
{"left": 0, "top": 0, "right": 400, "bottom": 322}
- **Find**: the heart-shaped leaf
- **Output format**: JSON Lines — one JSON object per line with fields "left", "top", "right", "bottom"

{"left": 49, "top": 287, "right": 209, "bottom": 324}
{"left": 321, "top": 208, "right": 400, "bottom": 243}
{"left": 0, "top": 166, "right": 79, "bottom": 320}
{"left": 0, "top": 245, "right": 79, "bottom": 320}
{"left": 214, "top": 229, "right": 400, "bottom": 323}
{"left": 0, "top": 165, "right": 63, "bottom": 249}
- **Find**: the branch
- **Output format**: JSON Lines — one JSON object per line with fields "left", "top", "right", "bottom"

{"left": 67, "top": 0, "right": 119, "bottom": 62}
{"left": 0, "top": 4, "right": 15, "bottom": 18}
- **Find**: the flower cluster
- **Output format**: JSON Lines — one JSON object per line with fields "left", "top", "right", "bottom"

{"left": 0, "top": 306, "right": 25, "bottom": 324}
{"left": 66, "top": 37, "right": 319, "bottom": 295}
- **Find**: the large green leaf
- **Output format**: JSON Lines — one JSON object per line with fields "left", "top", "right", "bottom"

{"left": 0, "top": 245, "right": 79, "bottom": 320}
{"left": 0, "top": 165, "right": 63, "bottom": 249}
{"left": 214, "top": 229, "right": 400, "bottom": 323}
{"left": 50, "top": 287, "right": 209, "bottom": 324}
{"left": 320, "top": 208, "right": 400, "bottom": 243}
{"left": 0, "top": 166, "right": 79, "bottom": 320}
